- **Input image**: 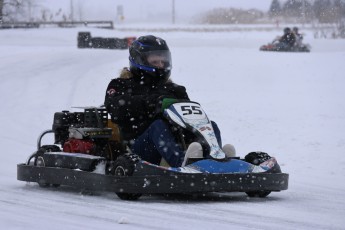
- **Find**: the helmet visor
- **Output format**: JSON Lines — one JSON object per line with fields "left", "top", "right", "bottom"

{"left": 142, "top": 50, "right": 172, "bottom": 70}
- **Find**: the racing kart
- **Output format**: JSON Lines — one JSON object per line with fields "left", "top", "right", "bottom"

{"left": 260, "top": 39, "right": 311, "bottom": 52}
{"left": 17, "top": 101, "right": 289, "bottom": 200}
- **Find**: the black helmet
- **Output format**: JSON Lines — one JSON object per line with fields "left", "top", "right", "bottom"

{"left": 284, "top": 27, "right": 291, "bottom": 34}
{"left": 129, "top": 35, "right": 172, "bottom": 81}
{"left": 293, "top": 27, "right": 298, "bottom": 32}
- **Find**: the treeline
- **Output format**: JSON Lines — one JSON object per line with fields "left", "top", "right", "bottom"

{"left": 2, "top": 0, "right": 345, "bottom": 25}
{"left": 199, "top": 8, "right": 265, "bottom": 24}
{"left": 199, "top": 0, "right": 345, "bottom": 24}
{"left": 1, "top": 0, "right": 33, "bottom": 22}
{"left": 269, "top": 0, "right": 345, "bottom": 23}
{"left": 0, "top": 0, "right": 76, "bottom": 22}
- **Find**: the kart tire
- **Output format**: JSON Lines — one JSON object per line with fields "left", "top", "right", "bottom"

{"left": 77, "top": 32, "right": 92, "bottom": 48}
{"left": 302, "top": 46, "right": 310, "bottom": 52}
{"left": 36, "top": 156, "right": 50, "bottom": 187}
{"left": 244, "top": 152, "right": 272, "bottom": 198}
{"left": 246, "top": 190, "right": 271, "bottom": 198}
{"left": 40, "top": 145, "right": 61, "bottom": 152}
{"left": 91, "top": 37, "right": 105, "bottom": 49}
{"left": 244, "top": 151, "right": 271, "bottom": 165}
{"left": 38, "top": 183, "right": 50, "bottom": 188}
{"left": 112, "top": 154, "right": 142, "bottom": 201}
{"left": 35, "top": 145, "right": 61, "bottom": 187}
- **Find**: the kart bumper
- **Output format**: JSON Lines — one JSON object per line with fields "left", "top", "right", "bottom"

{"left": 17, "top": 163, "right": 288, "bottom": 194}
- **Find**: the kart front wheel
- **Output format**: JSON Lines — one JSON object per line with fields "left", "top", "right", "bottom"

{"left": 244, "top": 151, "right": 273, "bottom": 198}
{"left": 111, "top": 154, "right": 142, "bottom": 201}
{"left": 246, "top": 190, "right": 271, "bottom": 198}
{"left": 244, "top": 151, "right": 271, "bottom": 165}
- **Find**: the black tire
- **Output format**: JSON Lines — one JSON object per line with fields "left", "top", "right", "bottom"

{"left": 91, "top": 37, "right": 105, "bottom": 49}
{"left": 77, "top": 32, "right": 92, "bottom": 48}
{"left": 35, "top": 145, "right": 61, "bottom": 187}
{"left": 104, "top": 38, "right": 117, "bottom": 49}
{"left": 302, "top": 46, "right": 310, "bottom": 52}
{"left": 38, "top": 182, "right": 50, "bottom": 188}
{"left": 36, "top": 156, "right": 50, "bottom": 187}
{"left": 40, "top": 145, "right": 61, "bottom": 152}
{"left": 244, "top": 151, "right": 273, "bottom": 198}
{"left": 116, "top": 38, "right": 128, "bottom": 49}
{"left": 246, "top": 190, "right": 271, "bottom": 198}
{"left": 244, "top": 151, "right": 271, "bottom": 165}
{"left": 34, "top": 145, "right": 61, "bottom": 165}
{"left": 111, "top": 154, "right": 142, "bottom": 200}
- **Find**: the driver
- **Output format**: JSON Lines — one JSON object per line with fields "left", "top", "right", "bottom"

{"left": 277, "top": 27, "right": 296, "bottom": 50}
{"left": 147, "top": 53, "right": 169, "bottom": 68}
{"left": 104, "top": 35, "right": 234, "bottom": 167}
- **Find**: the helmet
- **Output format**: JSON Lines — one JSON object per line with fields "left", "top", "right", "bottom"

{"left": 129, "top": 35, "right": 172, "bottom": 81}
{"left": 284, "top": 27, "right": 291, "bottom": 34}
{"left": 293, "top": 27, "right": 299, "bottom": 32}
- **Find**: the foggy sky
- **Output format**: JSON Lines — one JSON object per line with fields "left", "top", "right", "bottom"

{"left": 37, "top": 0, "right": 272, "bottom": 23}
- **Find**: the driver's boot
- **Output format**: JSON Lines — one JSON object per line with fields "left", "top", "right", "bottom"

{"left": 181, "top": 142, "right": 203, "bottom": 167}
{"left": 222, "top": 144, "right": 236, "bottom": 158}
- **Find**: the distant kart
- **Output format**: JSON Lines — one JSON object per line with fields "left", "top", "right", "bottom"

{"left": 17, "top": 102, "right": 289, "bottom": 200}
{"left": 260, "top": 40, "right": 311, "bottom": 52}
{"left": 77, "top": 32, "right": 136, "bottom": 49}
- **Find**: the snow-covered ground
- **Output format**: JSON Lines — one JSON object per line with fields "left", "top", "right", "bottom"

{"left": 1, "top": 26, "right": 345, "bottom": 230}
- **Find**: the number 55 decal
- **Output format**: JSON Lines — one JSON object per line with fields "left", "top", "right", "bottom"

{"left": 181, "top": 105, "right": 203, "bottom": 115}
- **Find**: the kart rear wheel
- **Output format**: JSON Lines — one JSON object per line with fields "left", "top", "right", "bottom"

{"left": 112, "top": 154, "right": 142, "bottom": 201}
{"left": 36, "top": 156, "right": 50, "bottom": 187}
{"left": 40, "top": 145, "right": 61, "bottom": 152}
{"left": 35, "top": 146, "right": 61, "bottom": 188}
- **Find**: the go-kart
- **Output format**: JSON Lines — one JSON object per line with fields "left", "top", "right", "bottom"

{"left": 260, "top": 39, "right": 311, "bottom": 52}
{"left": 17, "top": 101, "right": 289, "bottom": 200}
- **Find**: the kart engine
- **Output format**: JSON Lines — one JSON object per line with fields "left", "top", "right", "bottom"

{"left": 51, "top": 108, "right": 119, "bottom": 158}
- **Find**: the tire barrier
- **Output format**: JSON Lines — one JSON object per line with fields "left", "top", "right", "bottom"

{"left": 77, "top": 32, "right": 136, "bottom": 49}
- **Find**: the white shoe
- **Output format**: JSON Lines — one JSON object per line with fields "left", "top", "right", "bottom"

{"left": 222, "top": 144, "right": 236, "bottom": 157}
{"left": 181, "top": 142, "right": 203, "bottom": 166}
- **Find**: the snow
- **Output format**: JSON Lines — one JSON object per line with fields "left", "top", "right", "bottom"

{"left": 1, "top": 26, "right": 345, "bottom": 229}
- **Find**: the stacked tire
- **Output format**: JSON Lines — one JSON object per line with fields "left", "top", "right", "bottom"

{"left": 78, "top": 32, "right": 134, "bottom": 50}
{"left": 104, "top": 38, "right": 127, "bottom": 49}
{"left": 77, "top": 32, "right": 92, "bottom": 48}
{"left": 91, "top": 37, "right": 104, "bottom": 48}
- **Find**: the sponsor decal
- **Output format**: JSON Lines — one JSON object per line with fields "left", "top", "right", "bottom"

{"left": 260, "top": 157, "right": 277, "bottom": 169}
{"left": 107, "top": 88, "right": 116, "bottom": 95}
{"left": 199, "top": 126, "right": 211, "bottom": 132}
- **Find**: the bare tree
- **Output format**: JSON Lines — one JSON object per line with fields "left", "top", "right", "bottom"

{"left": 1, "top": 0, "right": 38, "bottom": 22}
{"left": 269, "top": 0, "right": 282, "bottom": 18}
{"left": 200, "top": 8, "right": 264, "bottom": 24}
{"left": 313, "top": 0, "right": 338, "bottom": 23}
{"left": 0, "top": 0, "right": 4, "bottom": 22}
{"left": 0, "top": 0, "right": 5, "bottom": 22}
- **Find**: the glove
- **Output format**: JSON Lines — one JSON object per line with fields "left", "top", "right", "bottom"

{"left": 161, "top": 98, "right": 178, "bottom": 112}
{"left": 144, "top": 95, "right": 178, "bottom": 117}
{"left": 145, "top": 94, "right": 161, "bottom": 111}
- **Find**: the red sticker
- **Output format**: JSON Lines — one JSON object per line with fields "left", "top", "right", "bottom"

{"left": 107, "top": 88, "right": 116, "bottom": 95}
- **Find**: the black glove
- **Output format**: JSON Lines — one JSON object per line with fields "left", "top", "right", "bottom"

{"left": 145, "top": 94, "right": 177, "bottom": 117}
{"left": 145, "top": 94, "right": 161, "bottom": 108}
